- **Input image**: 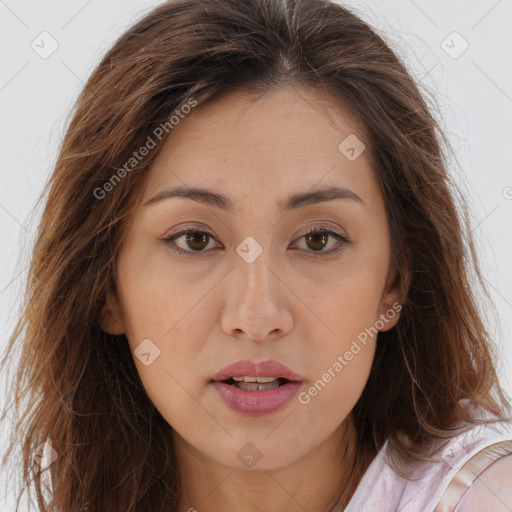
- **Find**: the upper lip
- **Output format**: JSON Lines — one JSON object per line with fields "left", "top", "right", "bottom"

{"left": 210, "top": 359, "right": 304, "bottom": 382}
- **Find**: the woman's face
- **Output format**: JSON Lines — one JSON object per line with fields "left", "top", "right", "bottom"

{"left": 102, "top": 86, "right": 402, "bottom": 470}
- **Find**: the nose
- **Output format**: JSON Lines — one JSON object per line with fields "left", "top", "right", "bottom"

{"left": 220, "top": 244, "right": 294, "bottom": 343}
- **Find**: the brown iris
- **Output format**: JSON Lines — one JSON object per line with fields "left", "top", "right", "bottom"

{"left": 184, "top": 232, "right": 209, "bottom": 251}
{"left": 305, "top": 232, "right": 328, "bottom": 252}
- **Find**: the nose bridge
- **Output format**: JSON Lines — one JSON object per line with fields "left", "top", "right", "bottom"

{"left": 234, "top": 234, "right": 275, "bottom": 306}
{"left": 221, "top": 233, "right": 292, "bottom": 340}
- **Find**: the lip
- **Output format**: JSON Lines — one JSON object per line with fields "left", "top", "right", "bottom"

{"left": 209, "top": 359, "right": 304, "bottom": 416}
{"left": 210, "top": 359, "right": 305, "bottom": 382}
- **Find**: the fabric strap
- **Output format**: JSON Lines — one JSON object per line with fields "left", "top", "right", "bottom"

{"left": 434, "top": 440, "right": 512, "bottom": 511}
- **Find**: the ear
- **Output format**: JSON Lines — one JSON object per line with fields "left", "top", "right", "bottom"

{"left": 377, "top": 264, "right": 410, "bottom": 332}
{"left": 98, "top": 288, "right": 126, "bottom": 335}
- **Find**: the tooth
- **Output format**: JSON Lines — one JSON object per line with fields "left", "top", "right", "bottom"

{"left": 233, "top": 380, "right": 282, "bottom": 391}
{"left": 256, "top": 376, "right": 279, "bottom": 383}
{"left": 230, "top": 376, "right": 279, "bottom": 383}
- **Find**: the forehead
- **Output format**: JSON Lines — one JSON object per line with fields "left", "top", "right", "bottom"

{"left": 140, "top": 85, "right": 378, "bottom": 211}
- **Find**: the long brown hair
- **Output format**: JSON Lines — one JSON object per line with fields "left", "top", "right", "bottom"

{"left": 1, "top": 0, "right": 510, "bottom": 510}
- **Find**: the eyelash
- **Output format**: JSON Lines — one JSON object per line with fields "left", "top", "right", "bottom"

{"left": 161, "top": 226, "right": 350, "bottom": 258}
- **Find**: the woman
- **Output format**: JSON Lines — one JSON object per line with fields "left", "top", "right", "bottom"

{"left": 1, "top": 0, "right": 511, "bottom": 510}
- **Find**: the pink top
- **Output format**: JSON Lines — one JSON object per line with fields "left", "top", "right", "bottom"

{"left": 332, "top": 416, "right": 512, "bottom": 512}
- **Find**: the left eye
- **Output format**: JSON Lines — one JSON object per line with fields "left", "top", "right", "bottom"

{"left": 162, "top": 228, "right": 349, "bottom": 257}
{"left": 296, "top": 228, "right": 349, "bottom": 254}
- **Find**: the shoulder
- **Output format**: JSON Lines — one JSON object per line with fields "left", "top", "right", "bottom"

{"left": 454, "top": 454, "right": 512, "bottom": 511}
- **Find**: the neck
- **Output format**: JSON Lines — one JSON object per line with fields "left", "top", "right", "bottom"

{"left": 175, "top": 413, "right": 361, "bottom": 512}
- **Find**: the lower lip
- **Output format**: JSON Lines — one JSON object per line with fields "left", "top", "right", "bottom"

{"left": 209, "top": 381, "right": 302, "bottom": 416}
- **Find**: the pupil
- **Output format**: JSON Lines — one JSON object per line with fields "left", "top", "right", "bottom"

{"left": 307, "top": 233, "right": 327, "bottom": 251}
{"left": 186, "top": 232, "right": 208, "bottom": 250}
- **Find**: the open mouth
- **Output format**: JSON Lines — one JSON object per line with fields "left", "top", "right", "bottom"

{"left": 222, "top": 377, "right": 291, "bottom": 391}
{"left": 210, "top": 364, "right": 304, "bottom": 415}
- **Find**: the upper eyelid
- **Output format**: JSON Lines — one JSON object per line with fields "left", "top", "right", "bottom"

{"left": 164, "top": 224, "right": 348, "bottom": 242}
{"left": 164, "top": 219, "right": 348, "bottom": 237}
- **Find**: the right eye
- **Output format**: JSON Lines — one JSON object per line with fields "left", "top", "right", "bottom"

{"left": 162, "top": 229, "right": 222, "bottom": 257}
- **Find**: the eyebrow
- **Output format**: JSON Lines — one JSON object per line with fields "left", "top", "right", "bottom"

{"left": 143, "top": 185, "right": 364, "bottom": 214}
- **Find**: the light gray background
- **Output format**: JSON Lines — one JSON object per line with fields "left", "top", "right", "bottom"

{"left": 1, "top": 0, "right": 511, "bottom": 509}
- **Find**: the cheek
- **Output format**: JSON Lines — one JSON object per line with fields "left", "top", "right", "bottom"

{"left": 308, "top": 247, "right": 390, "bottom": 339}
{"left": 116, "top": 242, "right": 205, "bottom": 341}
{"left": 297, "top": 281, "right": 380, "bottom": 423}
{"left": 308, "top": 283, "right": 380, "bottom": 385}
{"left": 295, "top": 331, "right": 376, "bottom": 439}
{"left": 299, "top": 237, "right": 388, "bottom": 398}
{"left": 115, "top": 247, "right": 217, "bottom": 416}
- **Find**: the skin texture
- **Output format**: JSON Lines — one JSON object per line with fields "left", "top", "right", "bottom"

{"left": 101, "top": 85, "right": 404, "bottom": 512}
